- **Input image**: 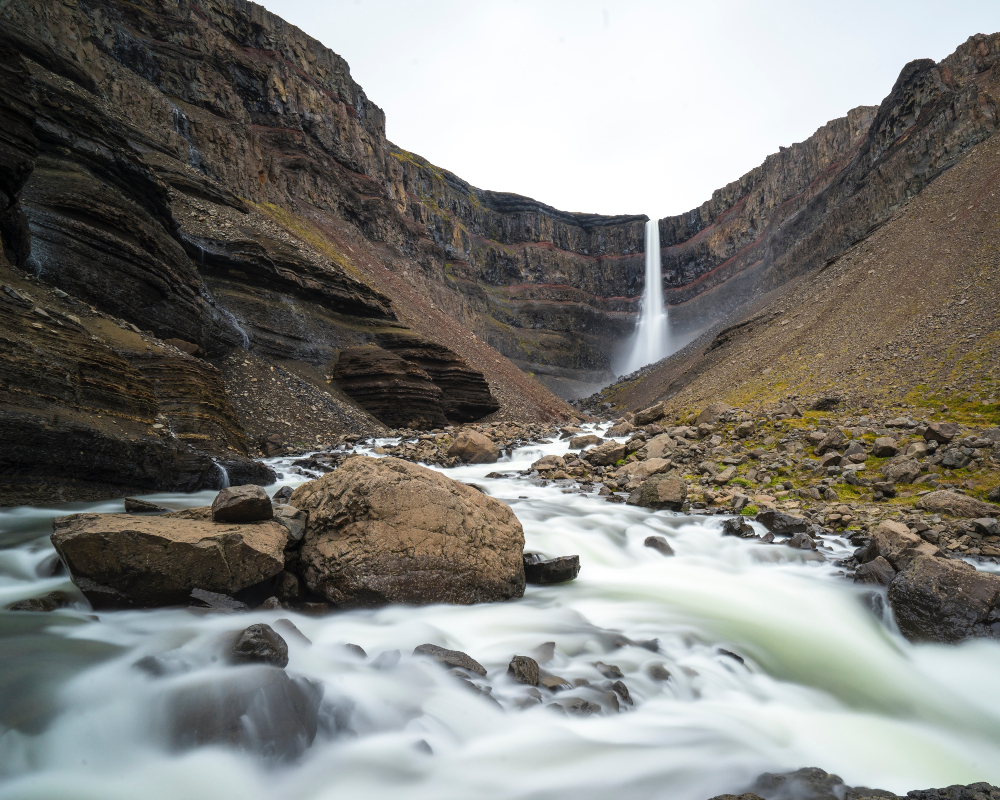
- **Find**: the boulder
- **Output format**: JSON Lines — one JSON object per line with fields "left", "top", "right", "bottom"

{"left": 888, "top": 556, "right": 1000, "bottom": 643}
{"left": 582, "top": 440, "right": 628, "bottom": 466}
{"left": 211, "top": 485, "right": 273, "bottom": 523}
{"left": 990, "top": 486, "right": 1000, "bottom": 504}
{"left": 755, "top": 510, "right": 808, "bottom": 535}
{"left": 626, "top": 476, "right": 687, "bottom": 510}
{"left": 532, "top": 455, "right": 566, "bottom": 472}
{"left": 918, "top": 491, "right": 1000, "bottom": 519}
{"left": 272, "top": 486, "right": 294, "bottom": 504}
{"left": 713, "top": 466, "right": 737, "bottom": 484}
{"left": 854, "top": 556, "right": 896, "bottom": 586}
{"left": 230, "top": 624, "right": 289, "bottom": 668}
{"left": 446, "top": 430, "right": 500, "bottom": 464}
{"left": 51, "top": 511, "right": 288, "bottom": 608}
{"left": 606, "top": 421, "right": 635, "bottom": 438}
{"left": 568, "top": 434, "right": 603, "bottom": 450}
{"left": 880, "top": 459, "right": 921, "bottom": 485}
{"left": 616, "top": 458, "right": 672, "bottom": 481}
{"left": 872, "top": 436, "right": 899, "bottom": 458}
{"left": 734, "top": 422, "right": 755, "bottom": 438}
{"left": 523, "top": 554, "right": 580, "bottom": 584}
{"left": 815, "top": 428, "right": 847, "bottom": 454}
{"left": 124, "top": 497, "right": 169, "bottom": 514}
{"left": 924, "top": 422, "right": 960, "bottom": 443}
{"left": 867, "top": 520, "right": 943, "bottom": 571}
{"left": 291, "top": 457, "right": 524, "bottom": 607}
{"left": 508, "top": 655, "right": 540, "bottom": 686}
{"left": 634, "top": 402, "right": 667, "bottom": 426}
{"left": 787, "top": 532, "right": 816, "bottom": 550}
{"left": 644, "top": 433, "right": 677, "bottom": 459}
{"left": 643, "top": 535, "right": 675, "bottom": 556}
{"left": 273, "top": 505, "right": 307, "bottom": 544}
{"left": 721, "top": 517, "right": 755, "bottom": 538}
{"left": 775, "top": 401, "right": 801, "bottom": 418}
{"left": 696, "top": 403, "right": 731, "bottom": 425}
{"left": 413, "top": 643, "right": 487, "bottom": 676}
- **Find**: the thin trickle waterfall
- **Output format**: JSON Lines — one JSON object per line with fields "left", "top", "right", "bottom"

{"left": 621, "top": 219, "right": 670, "bottom": 374}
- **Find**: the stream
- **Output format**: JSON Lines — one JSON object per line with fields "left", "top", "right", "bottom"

{"left": 1, "top": 427, "right": 1000, "bottom": 799}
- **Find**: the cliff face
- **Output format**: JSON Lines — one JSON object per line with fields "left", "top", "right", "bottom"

{"left": 2, "top": 0, "right": 1000, "bottom": 502}
{"left": 0, "top": 0, "right": 584, "bottom": 503}
{"left": 655, "top": 34, "right": 1000, "bottom": 338}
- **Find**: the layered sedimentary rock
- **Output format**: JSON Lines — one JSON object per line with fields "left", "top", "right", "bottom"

{"left": 376, "top": 332, "right": 499, "bottom": 421}
{"left": 0, "top": 0, "right": 550, "bottom": 502}
{"left": 656, "top": 35, "right": 1000, "bottom": 335}
{"left": 332, "top": 345, "right": 448, "bottom": 430}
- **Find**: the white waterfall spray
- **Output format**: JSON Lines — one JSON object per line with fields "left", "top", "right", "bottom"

{"left": 621, "top": 218, "right": 670, "bottom": 374}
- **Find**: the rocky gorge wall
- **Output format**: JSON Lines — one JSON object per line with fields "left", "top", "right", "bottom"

{"left": 2, "top": 0, "right": 1000, "bottom": 502}
{"left": 655, "top": 33, "right": 1000, "bottom": 339}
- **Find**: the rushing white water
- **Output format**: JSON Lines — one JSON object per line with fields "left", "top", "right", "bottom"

{"left": 2, "top": 428, "right": 1000, "bottom": 800}
{"left": 620, "top": 220, "right": 670, "bottom": 375}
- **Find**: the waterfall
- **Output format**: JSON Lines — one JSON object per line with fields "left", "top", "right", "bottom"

{"left": 212, "top": 460, "right": 230, "bottom": 489}
{"left": 620, "top": 219, "right": 670, "bottom": 375}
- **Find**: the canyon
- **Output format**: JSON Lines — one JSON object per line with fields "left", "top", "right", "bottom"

{"left": 1, "top": 0, "right": 999, "bottom": 505}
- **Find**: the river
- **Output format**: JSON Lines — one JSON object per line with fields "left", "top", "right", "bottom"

{"left": 1, "top": 427, "right": 999, "bottom": 799}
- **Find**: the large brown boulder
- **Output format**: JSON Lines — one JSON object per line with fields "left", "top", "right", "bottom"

{"left": 51, "top": 511, "right": 288, "bottom": 608}
{"left": 867, "top": 520, "right": 942, "bottom": 571}
{"left": 211, "top": 485, "right": 273, "bottom": 523}
{"left": 627, "top": 476, "right": 687, "bottom": 510}
{"left": 644, "top": 433, "right": 677, "bottom": 460}
{"left": 634, "top": 402, "right": 667, "bottom": 426}
{"left": 582, "top": 440, "right": 628, "bottom": 466}
{"left": 880, "top": 458, "right": 922, "bottom": 485}
{"left": 290, "top": 457, "right": 525, "bottom": 607}
{"left": 917, "top": 491, "right": 1000, "bottom": 519}
{"left": 447, "top": 430, "right": 500, "bottom": 464}
{"left": 695, "top": 403, "right": 731, "bottom": 425}
{"left": 888, "top": 555, "right": 1000, "bottom": 643}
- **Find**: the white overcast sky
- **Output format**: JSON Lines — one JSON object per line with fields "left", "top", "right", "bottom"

{"left": 271, "top": 1, "right": 1000, "bottom": 220}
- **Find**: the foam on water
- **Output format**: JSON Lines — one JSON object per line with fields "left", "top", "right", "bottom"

{"left": 1, "top": 426, "right": 999, "bottom": 799}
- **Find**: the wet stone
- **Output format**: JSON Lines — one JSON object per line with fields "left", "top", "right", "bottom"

{"left": 507, "top": 655, "right": 540, "bottom": 686}
{"left": 230, "top": 623, "right": 289, "bottom": 668}
{"left": 644, "top": 535, "right": 675, "bottom": 556}
{"left": 594, "top": 661, "right": 624, "bottom": 679}
{"left": 413, "top": 643, "right": 487, "bottom": 676}
{"left": 523, "top": 554, "right": 581, "bottom": 585}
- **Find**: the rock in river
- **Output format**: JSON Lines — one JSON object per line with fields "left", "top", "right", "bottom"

{"left": 626, "top": 476, "right": 687, "bottom": 510}
{"left": 291, "top": 457, "right": 525, "bottom": 607}
{"left": 230, "top": 623, "right": 289, "bottom": 668}
{"left": 888, "top": 555, "right": 1000, "bottom": 643}
{"left": 211, "top": 485, "right": 273, "bottom": 523}
{"left": 755, "top": 509, "right": 808, "bottom": 535}
{"left": 523, "top": 554, "right": 580, "bottom": 584}
{"left": 51, "top": 511, "right": 288, "bottom": 608}
{"left": 446, "top": 430, "right": 500, "bottom": 464}
{"left": 413, "top": 643, "right": 487, "bottom": 676}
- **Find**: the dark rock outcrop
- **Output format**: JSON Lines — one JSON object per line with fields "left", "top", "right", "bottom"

{"left": 888, "top": 555, "right": 1000, "bottom": 643}
{"left": 230, "top": 624, "right": 290, "bottom": 668}
{"left": 523, "top": 554, "right": 580, "bottom": 585}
